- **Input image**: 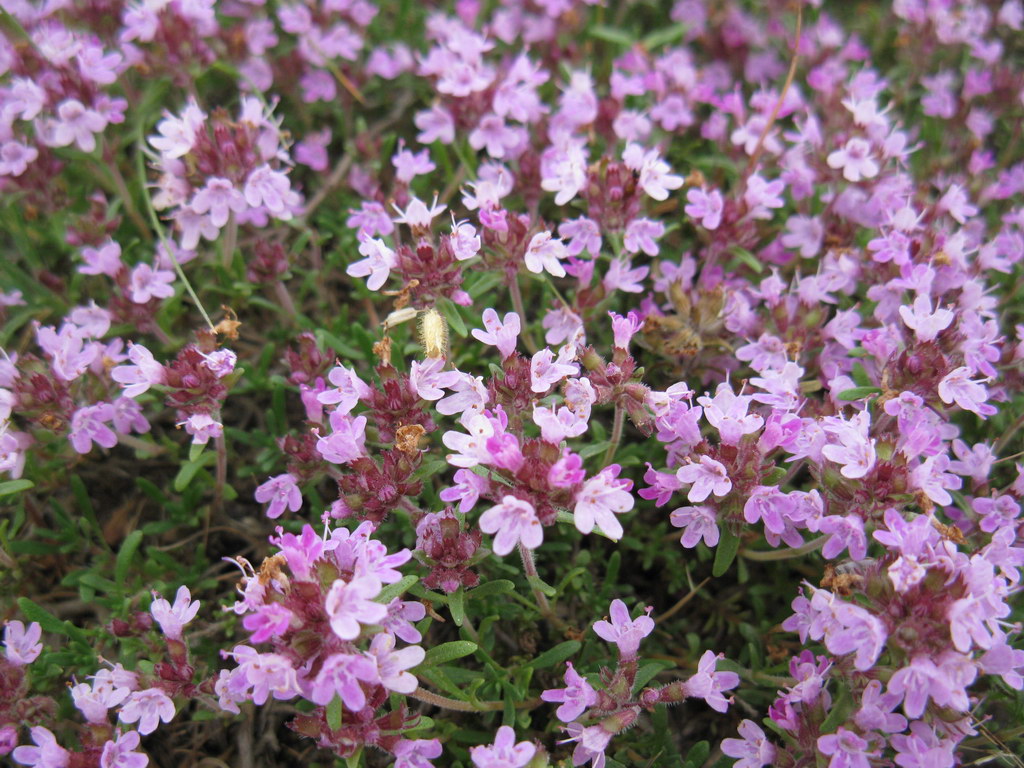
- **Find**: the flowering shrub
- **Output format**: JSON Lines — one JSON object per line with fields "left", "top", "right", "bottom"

{"left": 1, "top": 0, "right": 1023, "bottom": 766}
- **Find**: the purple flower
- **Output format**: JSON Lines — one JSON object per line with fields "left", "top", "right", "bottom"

{"left": 244, "top": 165, "right": 292, "bottom": 214}
{"left": 309, "top": 652, "right": 378, "bottom": 709}
{"left": 524, "top": 231, "right": 567, "bottom": 277}
{"left": 821, "top": 412, "right": 876, "bottom": 479}
{"left": 150, "top": 586, "right": 200, "bottom": 640}
{"left": 593, "top": 599, "right": 654, "bottom": 660}
{"left": 681, "top": 650, "right": 740, "bottom": 712}
{"left": 898, "top": 294, "right": 954, "bottom": 343}
{"left": 479, "top": 495, "right": 543, "bottom": 556}
{"left": 721, "top": 719, "right": 776, "bottom": 768}
{"left": 69, "top": 403, "right": 117, "bottom": 454}
{"left": 471, "top": 309, "right": 520, "bottom": 359}
{"left": 826, "top": 138, "right": 879, "bottom": 182}
{"left": 324, "top": 575, "right": 388, "bottom": 640}
{"left": 394, "top": 739, "right": 443, "bottom": 768}
{"left": 410, "top": 357, "right": 461, "bottom": 401}
{"left": 470, "top": 726, "right": 535, "bottom": 768}
{"left": 191, "top": 178, "right": 246, "bottom": 228}
{"left": 80, "top": 240, "right": 123, "bottom": 277}
{"left": 318, "top": 364, "right": 370, "bottom": 414}
{"left": 119, "top": 688, "right": 175, "bottom": 735}
{"left": 50, "top": 99, "right": 107, "bottom": 153}
{"left": 99, "top": 730, "right": 148, "bottom": 768}
{"left": 937, "top": 367, "right": 997, "bottom": 418}
{"left": 111, "top": 344, "right": 165, "bottom": 398}
{"left": 180, "top": 414, "right": 222, "bottom": 445}
{"left": 817, "top": 514, "right": 868, "bottom": 561}
{"left": 128, "top": 263, "right": 175, "bottom": 304}
{"left": 315, "top": 412, "right": 368, "bottom": 464}
{"left": 684, "top": 187, "right": 724, "bottom": 230}
{"left": 573, "top": 466, "right": 633, "bottom": 540}
{"left": 4, "top": 620, "right": 42, "bottom": 665}
{"left": 347, "top": 237, "right": 396, "bottom": 291}
{"left": 817, "top": 727, "right": 878, "bottom": 768}
{"left": 670, "top": 505, "right": 720, "bottom": 548}
{"left": 781, "top": 214, "right": 824, "bottom": 258}
{"left": 530, "top": 347, "right": 578, "bottom": 393}
{"left": 366, "top": 633, "right": 425, "bottom": 694}
{"left": 12, "top": 726, "right": 69, "bottom": 768}
{"left": 541, "top": 661, "right": 598, "bottom": 721}
{"left": 676, "top": 456, "right": 732, "bottom": 503}
{"left": 255, "top": 473, "right": 303, "bottom": 519}
{"left": 698, "top": 384, "right": 763, "bottom": 445}
{"left": 242, "top": 603, "right": 294, "bottom": 643}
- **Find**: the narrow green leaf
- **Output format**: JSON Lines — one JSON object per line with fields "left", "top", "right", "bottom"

{"left": 641, "top": 23, "right": 687, "bottom": 50}
{"left": 449, "top": 586, "right": 465, "bottom": 627}
{"left": 436, "top": 296, "right": 468, "bottom": 338}
{"left": 377, "top": 575, "right": 418, "bottom": 604}
{"left": 712, "top": 527, "right": 740, "bottom": 577}
{"left": 327, "top": 694, "right": 343, "bottom": 731}
{"left": 0, "top": 479, "right": 33, "bottom": 498}
{"left": 467, "top": 579, "right": 515, "bottom": 600}
{"left": 683, "top": 741, "right": 711, "bottom": 768}
{"left": 526, "top": 640, "right": 580, "bottom": 669}
{"left": 418, "top": 640, "right": 478, "bottom": 669}
{"left": 115, "top": 530, "right": 144, "bottom": 588}
{"left": 188, "top": 440, "right": 206, "bottom": 463}
{"left": 836, "top": 386, "right": 882, "bottom": 401}
{"left": 590, "top": 24, "right": 635, "bottom": 46}
{"left": 17, "top": 598, "right": 68, "bottom": 636}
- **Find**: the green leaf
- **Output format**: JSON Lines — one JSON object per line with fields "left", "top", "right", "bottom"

{"left": 632, "top": 660, "right": 675, "bottom": 693}
{"left": 418, "top": 640, "right": 478, "bottom": 669}
{"left": 526, "top": 640, "right": 580, "bottom": 669}
{"left": 851, "top": 362, "right": 871, "bottom": 387}
{"left": 449, "top": 586, "right": 465, "bottom": 627}
{"left": 712, "top": 527, "right": 740, "bottom": 578}
{"left": 836, "top": 386, "right": 882, "bottom": 401}
{"left": 683, "top": 741, "right": 711, "bottom": 768}
{"left": 590, "top": 24, "right": 635, "bottom": 46}
{"left": 0, "top": 479, "right": 33, "bottom": 498}
{"left": 327, "top": 695, "right": 343, "bottom": 732}
{"left": 188, "top": 440, "right": 206, "bottom": 463}
{"left": 377, "top": 575, "right": 418, "bottom": 604}
{"left": 467, "top": 579, "right": 515, "bottom": 600}
{"left": 728, "top": 245, "right": 764, "bottom": 274}
{"left": 16, "top": 598, "right": 67, "bottom": 635}
{"left": 641, "top": 23, "right": 687, "bottom": 50}
{"left": 820, "top": 680, "right": 853, "bottom": 734}
{"left": 436, "top": 296, "right": 468, "bottom": 338}
{"left": 115, "top": 530, "right": 143, "bottom": 588}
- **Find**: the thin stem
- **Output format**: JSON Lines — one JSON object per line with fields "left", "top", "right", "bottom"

{"left": 220, "top": 215, "right": 238, "bottom": 271}
{"left": 103, "top": 142, "right": 151, "bottom": 241}
{"left": 656, "top": 577, "right": 711, "bottom": 624}
{"left": 518, "top": 542, "right": 567, "bottom": 632}
{"left": 208, "top": 431, "right": 227, "bottom": 548}
{"left": 994, "top": 410, "right": 1024, "bottom": 455}
{"left": 273, "top": 280, "right": 298, "bottom": 321}
{"left": 602, "top": 405, "right": 625, "bottom": 467}
{"left": 134, "top": 135, "right": 215, "bottom": 331}
{"left": 739, "top": 535, "right": 826, "bottom": 561}
{"left": 408, "top": 686, "right": 541, "bottom": 713}
{"left": 742, "top": 4, "right": 803, "bottom": 182}
{"left": 509, "top": 275, "right": 538, "bottom": 354}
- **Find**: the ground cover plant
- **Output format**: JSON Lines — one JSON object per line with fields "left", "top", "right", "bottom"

{"left": 1, "top": 0, "right": 1024, "bottom": 766}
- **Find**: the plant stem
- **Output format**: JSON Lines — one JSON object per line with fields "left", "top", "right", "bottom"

{"left": 221, "top": 215, "right": 238, "bottom": 271}
{"left": 518, "top": 542, "right": 567, "bottom": 632}
{"left": 408, "top": 686, "right": 540, "bottom": 712}
{"left": 509, "top": 274, "right": 539, "bottom": 354}
{"left": 273, "top": 280, "right": 298, "bottom": 321}
{"left": 208, "top": 431, "right": 227, "bottom": 548}
{"left": 602, "top": 405, "right": 625, "bottom": 466}
{"left": 656, "top": 577, "right": 711, "bottom": 623}
{"left": 739, "top": 535, "right": 826, "bottom": 561}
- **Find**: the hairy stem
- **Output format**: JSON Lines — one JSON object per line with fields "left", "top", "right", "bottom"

{"left": 509, "top": 275, "right": 539, "bottom": 354}
{"left": 408, "top": 686, "right": 540, "bottom": 713}
{"left": 602, "top": 405, "right": 626, "bottom": 467}
{"left": 739, "top": 535, "right": 826, "bottom": 561}
{"left": 518, "top": 542, "right": 567, "bottom": 632}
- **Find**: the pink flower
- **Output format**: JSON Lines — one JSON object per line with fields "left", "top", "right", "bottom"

{"left": 347, "top": 237, "right": 396, "bottom": 291}
{"left": 318, "top": 364, "right": 370, "bottom": 414}
{"left": 479, "top": 495, "right": 543, "bottom": 556}
{"left": 471, "top": 309, "right": 520, "bottom": 358}
{"left": 394, "top": 739, "right": 443, "bottom": 768}
{"left": 541, "top": 661, "right": 598, "bottom": 721}
{"left": 899, "top": 295, "right": 954, "bottom": 342}
{"left": 180, "top": 413, "right": 223, "bottom": 445}
{"left": 721, "top": 720, "right": 777, "bottom": 768}
{"left": 128, "top": 263, "right": 175, "bottom": 304}
{"left": 244, "top": 165, "right": 292, "bottom": 215}
{"left": 0, "top": 140, "right": 38, "bottom": 177}
{"left": 392, "top": 145, "right": 435, "bottom": 184}
{"left": 80, "top": 240, "right": 123, "bottom": 277}
{"left": 119, "top": 688, "right": 175, "bottom": 735}
{"left": 111, "top": 344, "right": 165, "bottom": 398}
{"left": 316, "top": 412, "right": 368, "bottom": 464}
{"left": 817, "top": 728, "right": 878, "bottom": 768}
{"left": 439, "top": 468, "right": 488, "bottom": 513}
{"left": 99, "top": 730, "right": 147, "bottom": 768}
{"left": 410, "top": 357, "right": 461, "bottom": 401}
{"left": 191, "top": 177, "right": 246, "bottom": 228}
{"left": 533, "top": 404, "right": 588, "bottom": 444}
{"left": 623, "top": 142, "right": 683, "bottom": 200}
{"left": 623, "top": 217, "right": 664, "bottom": 256}
{"left": 470, "top": 726, "right": 535, "bottom": 768}
{"left": 681, "top": 650, "right": 740, "bottom": 712}
{"left": 324, "top": 576, "right": 388, "bottom": 640}
{"left": 541, "top": 142, "right": 588, "bottom": 205}
{"left": 310, "top": 652, "right": 378, "bottom": 709}
{"left": 670, "top": 505, "right": 720, "bottom": 548}
{"left": 150, "top": 585, "right": 200, "bottom": 640}
{"left": 12, "top": 727, "right": 69, "bottom": 768}
{"left": 530, "top": 347, "right": 579, "bottom": 393}
{"left": 69, "top": 403, "right": 117, "bottom": 454}
{"left": 603, "top": 258, "right": 648, "bottom": 293}
{"left": 676, "top": 456, "right": 732, "bottom": 503}
{"left": 937, "top": 367, "right": 997, "bottom": 418}
{"left": 821, "top": 412, "right": 877, "bottom": 479}
{"left": 573, "top": 466, "right": 634, "bottom": 540}
{"left": 593, "top": 599, "right": 654, "bottom": 660}
{"left": 685, "top": 188, "right": 724, "bottom": 230}
{"left": 4, "top": 620, "right": 43, "bottom": 665}
{"left": 50, "top": 99, "right": 107, "bottom": 152}
{"left": 366, "top": 633, "right": 425, "bottom": 693}
{"left": 449, "top": 219, "right": 481, "bottom": 261}
{"left": 524, "top": 231, "right": 567, "bottom": 277}
{"left": 781, "top": 215, "right": 824, "bottom": 258}
{"left": 255, "top": 473, "right": 302, "bottom": 519}
{"left": 827, "top": 138, "right": 879, "bottom": 182}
